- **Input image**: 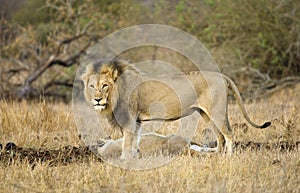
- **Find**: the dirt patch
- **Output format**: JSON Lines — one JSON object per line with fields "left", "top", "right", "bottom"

{"left": 0, "top": 145, "right": 101, "bottom": 167}
{"left": 234, "top": 141, "right": 300, "bottom": 152}
{"left": 1, "top": 141, "right": 299, "bottom": 167}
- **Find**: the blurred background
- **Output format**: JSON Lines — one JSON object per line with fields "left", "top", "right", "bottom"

{"left": 0, "top": 0, "right": 299, "bottom": 102}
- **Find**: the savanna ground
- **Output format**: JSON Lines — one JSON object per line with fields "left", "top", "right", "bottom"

{"left": 0, "top": 84, "right": 299, "bottom": 193}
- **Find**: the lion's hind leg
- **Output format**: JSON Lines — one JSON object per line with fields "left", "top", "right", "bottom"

{"left": 223, "top": 118, "right": 233, "bottom": 154}
{"left": 198, "top": 110, "right": 226, "bottom": 153}
{"left": 210, "top": 116, "right": 233, "bottom": 154}
{"left": 211, "top": 124, "right": 226, "bottom": 153}
{"left": 199, "top": 109, "right": 233, "bottom": 154}
{"left": 219, "top": 103, "right": 234, "bottom": 154}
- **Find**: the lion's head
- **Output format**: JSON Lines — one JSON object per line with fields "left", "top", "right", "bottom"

{"left": 81, "top": 61, "right": 122, "bottom": 113}
{"left": 81, "top": 60, "right": 138, "bottom": 113}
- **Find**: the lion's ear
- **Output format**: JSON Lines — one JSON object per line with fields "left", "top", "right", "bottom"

{"left": 81, "top": 73, "right": 89, "bottom": 86}
{"left": 112, "top": 69, "right": 118, "bottom": 82}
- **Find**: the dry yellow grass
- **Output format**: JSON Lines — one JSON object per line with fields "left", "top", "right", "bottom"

{"left": 0, "top": 85, "right": 299, "bottom": 193}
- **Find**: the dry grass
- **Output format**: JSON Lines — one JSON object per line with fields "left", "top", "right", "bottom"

{"left": 0, "top": 86, "right": 299, "bottom": 193}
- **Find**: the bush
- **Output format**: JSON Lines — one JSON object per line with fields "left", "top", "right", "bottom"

{"left": 1, "top": 0, "right": 299, "bottom": 101}
{"left": 201, "top": 0, "right": 300, "bottom": 77}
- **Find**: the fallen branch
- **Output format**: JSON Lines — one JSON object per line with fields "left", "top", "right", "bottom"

{"left": 44, "top": 80, "right": 73, "bottom": 91}
{"left": 228, "top": 67, "right": 300, "bottom": 100}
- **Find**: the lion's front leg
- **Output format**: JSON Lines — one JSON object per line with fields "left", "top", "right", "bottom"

{"left": 121, "top": 122, "right": 141, "bottom": 160}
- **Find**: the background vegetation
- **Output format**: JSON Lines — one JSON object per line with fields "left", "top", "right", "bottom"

{"left": 0, "top": 0, "right": 299, "bottom": 101}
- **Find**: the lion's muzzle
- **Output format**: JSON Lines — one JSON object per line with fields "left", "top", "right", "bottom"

{"left": 94, "top": 103, "right": 108, "bottom": 111}
{"left": 93, "top": 98, "right": 108, "bottom": 111}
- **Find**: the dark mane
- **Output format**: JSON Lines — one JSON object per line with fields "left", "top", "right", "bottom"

{"left": 99, "top": 59, "right": 129, "bottom": 75}
{"left": 82, "top": 59, "right": 137, "bottom": 80}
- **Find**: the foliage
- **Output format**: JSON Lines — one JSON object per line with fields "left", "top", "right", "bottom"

{"left": 134, "top": 0, "right": 300, "bottom": 77}
{"left": 13, "top": 0, "right": 50, "bottom": 25}
{"left": 200, "top": 0, "right": 300, "bottom": 77}
{"left": 0, "top": 0, "right": 299, "bottom": 101}
{"left": 0, "top": 0, "right": 144, "bottom": 100}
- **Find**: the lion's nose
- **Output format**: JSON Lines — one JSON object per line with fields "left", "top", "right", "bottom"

{"left": 95, "top": 98, "right": 102, "bottom": 103}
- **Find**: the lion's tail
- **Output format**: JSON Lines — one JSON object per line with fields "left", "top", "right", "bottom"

{"left": 223, "top": 75, "right": 271, "bottom": 129}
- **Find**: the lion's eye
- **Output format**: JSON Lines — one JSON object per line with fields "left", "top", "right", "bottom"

{"left": 89, "top": 84, "right": 95, "bottom": 89}
{"left": 102, "top": 84, "right": 109, "bottom": 90}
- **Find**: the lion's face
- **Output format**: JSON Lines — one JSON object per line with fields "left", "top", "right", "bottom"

{"left": 84, "top": 73, "right": 114, "bottom": 112}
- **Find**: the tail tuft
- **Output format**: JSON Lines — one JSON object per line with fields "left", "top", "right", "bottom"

{"left": 260, "top": 121, "right": 271, "bottom": 128}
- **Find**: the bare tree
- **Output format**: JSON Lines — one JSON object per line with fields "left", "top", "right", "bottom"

{"left": 1, "top": 0, "right": 98, "bottom": 101}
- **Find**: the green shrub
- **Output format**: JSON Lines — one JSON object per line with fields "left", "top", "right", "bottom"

{"left": 201, "top": 0, "right": 300, "bottom": 77}
{"left": 13, "top": 0, "right": 50, "bottom": 25}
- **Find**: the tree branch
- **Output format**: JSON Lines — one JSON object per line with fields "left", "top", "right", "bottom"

{"left": 44, "top": 80, "right": 73, "bottom": 91}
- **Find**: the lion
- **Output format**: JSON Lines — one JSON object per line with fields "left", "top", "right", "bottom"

{"left": 81, "top": 59, "right": 271, "bottom": 159}
{"left": 96, "top": 133, "right": 189, "bottom": 159}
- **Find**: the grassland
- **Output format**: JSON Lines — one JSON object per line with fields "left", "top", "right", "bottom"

{"left": 0, "top": 85, "right": 299, "bottom": 193}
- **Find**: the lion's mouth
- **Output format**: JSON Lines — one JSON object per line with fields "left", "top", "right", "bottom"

{"left": 94, "top": 104, "right": 108, "bottom": 111}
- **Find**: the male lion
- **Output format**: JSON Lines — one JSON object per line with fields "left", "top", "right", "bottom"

{"left": 81, "top": 59, "right": 270, "bottom": 159}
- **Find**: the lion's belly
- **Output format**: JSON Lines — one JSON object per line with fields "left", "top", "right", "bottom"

{"left": 136, "top": 80, "right": 198, "bottom": 121}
